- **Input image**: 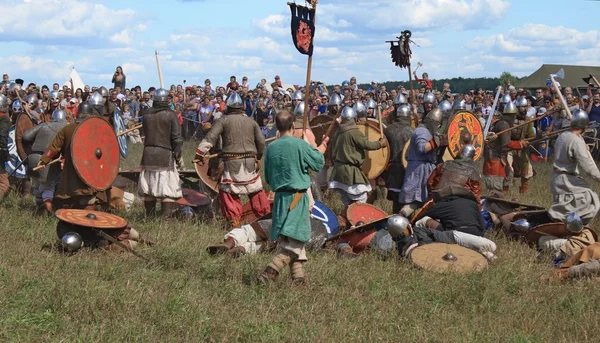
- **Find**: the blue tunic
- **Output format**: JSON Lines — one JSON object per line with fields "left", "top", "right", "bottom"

{"left": 398, "top": 126, "right": 437, "bottom": 203}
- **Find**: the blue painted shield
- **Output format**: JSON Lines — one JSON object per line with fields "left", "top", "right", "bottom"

{"left": 113, "top": 107, "right": 128, "bottom": 158}
{"left": 5, "top": 126, "right": 27, "bottom": 178}
{"left": 310, "top": 201, "right": 339, "bottom": 237}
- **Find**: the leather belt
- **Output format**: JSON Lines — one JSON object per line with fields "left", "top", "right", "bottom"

{"left": 222, "top": 153, "right": 256, "bottom": 162}
{"left": 277, "top": 189, "right": 307, "bottom": 212}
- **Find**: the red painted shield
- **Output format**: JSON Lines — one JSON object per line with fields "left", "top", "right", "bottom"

{"left": 56, "top": 209, "right": 127, "bottom": 229}
{"left": 447, "top": 111, "right": 484, "bottom": 161}
{"left": 345, "top": 203, "right": 388, "bottom": 227}
{"left": 71, "top": 117, "right": 120, "bottom": 191}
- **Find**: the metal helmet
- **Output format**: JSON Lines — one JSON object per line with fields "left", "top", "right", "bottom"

{"left": 98, "top": 86, "right": 109, "bottom": 98}
{"left": 500, "top": 93, "right": 512, "bottom": 104}
{"left": 396, "top": 104, "right": 411, "bottom": 118}
{"left": 459, "top": 144, "right": 476, "bottom": 160}
{"left": 453, "top": 99, "right": 466, "bottom": 110}
{"left": 61, "top": 232, "right": 83, "bottom": 252}
{"left": 565, "top": 213, "right": 584, "bottom": 233}
{"left": 78, "top": 101, "right": 93, "bottom": 116}
{"left": 387, "top": 215, "right": 410, "bottom": 239}
{"left": 291, "top": 90, "right": 304, "bottom": 101}
{"left": 341, "top": 106, "right": 357, "bottom": 120}
{"left": 393, "top": 93, "right": 408, "bottom": 105}
{"left": 294, "top": 101, "right": 305, "bottom": 117}
{"left": 26, "top": 94, "right": 38, "bottom": 107}
{"left": 503, "top": 101, "right": 517, "bottom": 114}
{"left": 353, "top": 101, "right": 367, "bottom": 117}
{"left": 515, "top": 96, "right": 528, "bottom": 108}
{"left": 511, "top": 218, "right": 531, "bottom": 232}
{"left": 226, "top": 92, "right": 243, "bottom": 109}
{"left": 11, "top": 100, "right": 22, "bottom": 112}
{"left": 0, "top": 94, "right": 7, "bottom": 108}
{"left": 49, "top": 90, "right": 60, "bottom": 102}
{"left": 439, "top": 100, "right": 452, "bottom": 115}
{"left": 571, "top": 109, "right": 590, "bottom": 129}
{"left": 423, "top": 92, "right": 435, "bottom": 104}
{"left": 366, "top": 98, "right": 377, "bottom": 110}
{"left": 51, "top": 109, "right": 67, "bottom": 122}
{"left": 89, "top": 92, "right": 103, "bottom": 106}
{"left": 153, "top": 88, "right": 169, "bottom": 102}
{"left": 426, "top": 108, "right": 443, "bottom": 124}
{"left": 8, "top": 82, "right": 21, "bottom": 94}
{"left": 329, "top": 93, "right": 342, "bottom": 106}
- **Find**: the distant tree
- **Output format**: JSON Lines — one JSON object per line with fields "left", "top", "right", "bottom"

{"left": 500, "top": 71, "right": 518, "bottom": 87}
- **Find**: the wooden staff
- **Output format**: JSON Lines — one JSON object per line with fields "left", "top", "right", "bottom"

{"left": 324, "top": 105, "right": 344, "bottom": 139}
{"left": 550, "top": 75, "right": 571, "bottom": 120}
{"left": 591, "top": 75, "right": 600, "bottom": 89}
{"left": 155, "top": 51, "right": 164, "bottom": 89}
{"left": 33, "top": 157, "right": 61, "bottom": 171}
{"left": 407, "top": 63, "right": 415, "bottom": 104}
{"left": 491, "top": 114, "right": 549, "bottom": 137}
{"left": 117, "top": 124, "right": 142, "bottom": 137}
{"left": 525, "top": 123, "right": 596, "bottom": 146}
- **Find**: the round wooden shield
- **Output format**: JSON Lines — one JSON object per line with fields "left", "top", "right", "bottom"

{"left": 113, "top": 107, "right": 129, "bottom": 158}
{"left": 176, "top": 188, "right": 211, "bottom": 207}
{"left": 345, "top": 202, "right": 388, "bottom": 227}
{"left": 410, "top": 243, "right": 488, "bottom": 273}
{"left": 402, "top": 137, "right": 410, "bottom": 169}
{"left": 71, "top": 117, "right": 120, "bottom": 191}
{"left": 447, "top": 111, "right": 484, "bottom": 161}
{"left": 194, "top": 161, "right": 219, "bottom": 194}
{"left": 5, "top": 126, "right": 27, "bottom": 178}
{"left": 356, "top": 119, "right": 390, "bottom": 180}
{"left": 311, "top": 201, "right": 340, "bottom": 237}
{"left": 55, "top": 209, "right": 127, "bottom": 229}
{"left": 309, "top": 115, "right": 334, "bottom": 146}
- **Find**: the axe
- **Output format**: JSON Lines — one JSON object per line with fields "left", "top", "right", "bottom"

{"left": 583, "top": 74, "right": 600, "bottom": 88}
{"left": 93, "top": 228, "right": 149, "bottom": 261}
{"left": 414, "top": 61, "right": 423, "bottom": 74}
{"left": 549, "top": 68, "right": 572, "bottom": 120}
{"left": 33, "top": 157, "right": 61, "bottom": 171}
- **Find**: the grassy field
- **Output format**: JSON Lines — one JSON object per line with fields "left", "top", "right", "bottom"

{"left": 1, "top": 142, "right": 600, "bottom": 342}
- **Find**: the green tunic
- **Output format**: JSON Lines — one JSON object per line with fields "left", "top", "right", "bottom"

{"left": 330, "top": 121, "right": 382, "bottom": 186}
{"left": 264, "top": 136, "right": 324, "bottom": 242}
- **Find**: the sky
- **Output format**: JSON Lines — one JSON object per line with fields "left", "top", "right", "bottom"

{"left": 1, "top": 0, "right": 599, "bottom": 89}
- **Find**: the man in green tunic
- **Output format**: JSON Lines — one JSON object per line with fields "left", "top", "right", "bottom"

{"left": 257, "top": 110, "right": 328, "bottom": 285}
{"left": 328, "top": 106, "right": 387, "bottom": 206}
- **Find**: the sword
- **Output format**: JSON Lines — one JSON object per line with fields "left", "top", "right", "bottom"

{"left": 93, "top": 228, "right": 149, "bottom": 261}
{"left": 7, "top": 155, "right": 28, "bottom": 178}
{"left": 483, "top": 86, "right": 502, "bottom": 137}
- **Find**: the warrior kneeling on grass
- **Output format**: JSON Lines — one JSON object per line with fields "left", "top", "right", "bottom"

{"left": 255, "top": 110, "right": 328, "bottom": 285}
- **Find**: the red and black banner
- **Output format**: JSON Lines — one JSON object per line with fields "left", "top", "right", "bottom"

{"left": 289, "top": 3, "right": 315, "bottom": 56}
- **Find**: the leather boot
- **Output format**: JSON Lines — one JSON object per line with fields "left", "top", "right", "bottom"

{"left": 256, "top": 266, "right": 279, "bottom": 285}
{"left": 228, "top": 246, "right": 246, "bottom": 258}
{"left": 161, "top": 202, "right": 175, "bottom": 218}
{"left": 519, "top": 178, "right": 530, "bottom": 194}
{"left": 207, "top": 237, "right": 236, "bottom": 255}
{"left": 144, "top": 200, "right": 156, "bottom": 217}
{"left": 289, "top": 261, "right": 307, "bottom": 285}
{"left": 43, "top": 200, "right": 53, "bottom": 216}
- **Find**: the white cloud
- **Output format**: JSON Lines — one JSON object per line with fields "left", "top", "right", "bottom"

{"left": 253, "top": 14, "right": 287, "bottom": 36}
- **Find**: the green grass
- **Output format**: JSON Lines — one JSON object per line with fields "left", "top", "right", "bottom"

{"left": 1, "top": 142, "right": 600, "bottom": 342}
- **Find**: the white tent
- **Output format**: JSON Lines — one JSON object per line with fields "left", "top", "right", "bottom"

{"left": 63, "top": 67, "right": 85, "bottom": 90}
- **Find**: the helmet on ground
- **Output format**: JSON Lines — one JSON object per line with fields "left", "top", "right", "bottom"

{"left": 153, "top": 88, "right": 169, "bottom": 102}
{"left": 98, "top": 86, "right": 109, "bottom": 98}
{"left": 511, "top": 219, "right": 530, "bottom": 232}
{"left": 366, "top": 98, "right": 377, "bottom": 110}
{"left": 515, "top": 96, "right": 528, "bottom": 107}
{"left": 49, "top": 90, "right": 60, "bottom": 103}
{"left": 89, "top": 92, "right": 103, "bottom": 106}
{"left": 460, "top": 144, "right": 476, "bottom": 160}
{"left": 11, "top": 100, "right": 22, "bottom": 112}
{"left": 61, "top": 232, "right": 83, "bottom": 252}
{"left": 294, "top": 101, "right": 305, "bottom": 117}
{"left": 225, "top": 92, "right": 243, "bottom": 109}
{"left": 439, "top": 100, "right": 452, "bottom": 115}
{"left": 291, "top": 90, "right": 304, "bottom": 101}
{"left": 329, "top": 93, "right": 342, "bottom": 106}
{"left": 353, "top": 101, "right": 367, "bottom": 117}
{"left": 26, "top": 94, "right": 38, "bottom": 107}
{"left": 51, "top": 109, "right": 67, "bottom": 122}
{"left": 571, "top": 109, "right": 589, "bottom": 129}
{"left": 500, "top": 93, "right": 512, "bottom": 104}
{"left": 341, "top": 106, "right": 357, "bottom": 120}
{"left": 565, "top": 213, "right": 583, "bottom": 233}
{"left": 396, "top": 104, "right": 411, "bottom": 118}
{"left": 394, "top": 93, "right": 408, "bottom": 105}
{"left": 503, "top": 101, "right": 517, "bottom": 114}
{"left": 454, "top": 99, "right": 466, "bottom": 110}
{"left": 387, "top": 215, "right": 410, "bottom": 239}
{"left": 423, "top": 92, "right": 435, "bottom": 104}
{"left": 426, "top": 108, "right": 443, "bottom": 124}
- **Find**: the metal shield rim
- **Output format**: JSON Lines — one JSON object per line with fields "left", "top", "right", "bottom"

{"left": 447, "top": 111, "right": 484, "bottom": 161}
{"left": 194, "top": 161, "right": 219, "bottom": 194}
{"left": 71, "top": 117, "right": 120, "bottom": 191}
{"left": 55, "top": 209, "right": 128, "bottom": 229}
{"left": 309, "top": 115, "right": 334, "bottom": 146}
{"left": 113, "top": 108, "right": 129, "bottom": 158}
{"left": 345, "top": 202, "right": 389, "bottom": 227}
{"left": 409, "top": 242, "right": 489, "bottom": 273}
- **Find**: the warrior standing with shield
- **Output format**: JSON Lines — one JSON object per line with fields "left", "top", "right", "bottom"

{"left": 328, "top": 106, "right": 387, "bottom": 207}
{"left": 505, "top": 97, "right": 535, "bottom": 194}
{"left": 195, "top": 92, "right": 270, "bottom": 228}
{"left": 138, "top": 88, "right": 184, "bottom": 218}
{"left": 483, "top": 102, "right": 515, "bottom": 197}
{"left": 0, "top": 94, "right": 10, "bottom": 202}
{"left": 384, "top": 104, "right": 414, "bottom": 214}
